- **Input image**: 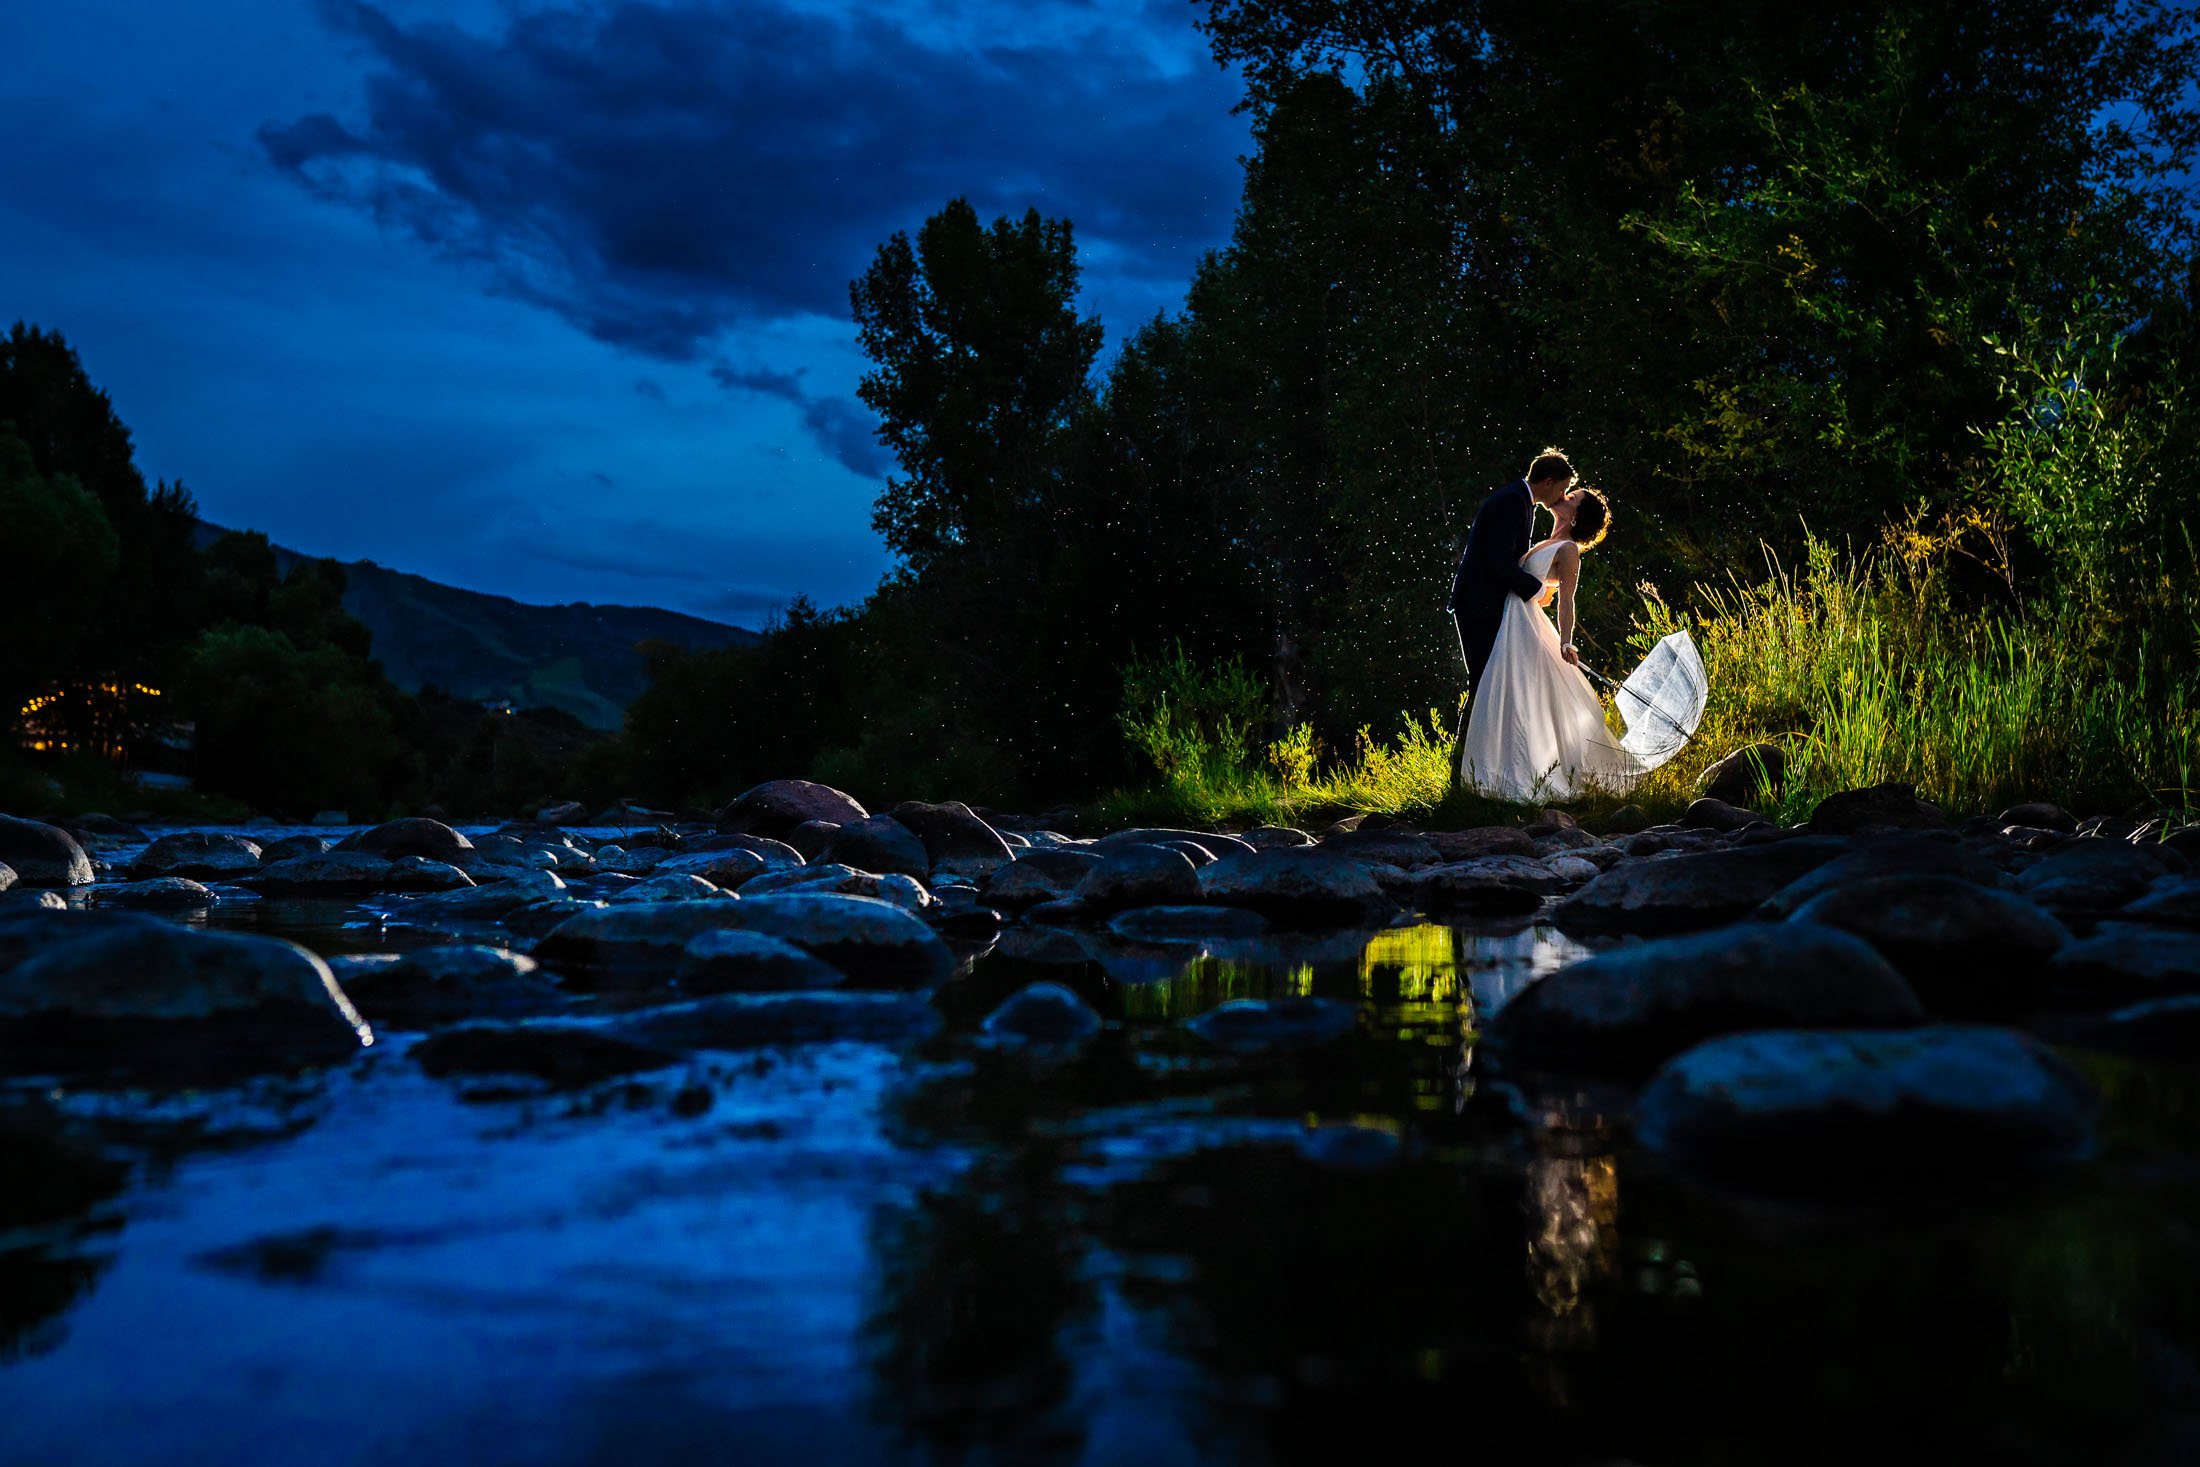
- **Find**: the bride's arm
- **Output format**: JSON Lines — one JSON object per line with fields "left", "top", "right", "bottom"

{"left": 1553, "top": 542, "right": 1582, "bottom": 665}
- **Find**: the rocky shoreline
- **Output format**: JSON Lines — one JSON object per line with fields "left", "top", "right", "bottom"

{"left": 2, "top": 777, "right": 2194, "bottom": 1195}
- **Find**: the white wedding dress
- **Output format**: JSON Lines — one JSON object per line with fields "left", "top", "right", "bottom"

{"left": 1458, "top": 540, "right": 1648, "bottom": 802}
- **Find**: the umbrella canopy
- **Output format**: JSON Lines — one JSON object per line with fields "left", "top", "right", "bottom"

{"left": 1594, "top": 630, "right": 1706, "bottom": 769}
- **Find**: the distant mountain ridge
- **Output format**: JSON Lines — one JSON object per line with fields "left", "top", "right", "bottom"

{"left": 192, "top": 524, "right": 759, "bottom": 728}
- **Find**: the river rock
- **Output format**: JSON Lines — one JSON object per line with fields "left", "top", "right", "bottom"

{"left": 401, "top": 869, "right": 568, "bottom": 919}
{"left": 737, "top": 864, "right": 935, "bottom": 913}
{"left": 1490, "top": 923, "right": 1922, "bottom": 1072}
{"left": 328, "top": 946, "right": 565, "bottom": 1028}
{"left": 1318, "top": 829, "right": 1442, "bottom": 868}
{"left": 617, "top": 991, "right": 942, "bottom": 1051}
{"left": 1786, "top": 875, "right": 2071, "bottom": 1011}
{"left": 982, "top": 981, "right": 1103, "bottom": 1046}
{"left": 1532, "top": 826, "right": 1603, "bottom": 856}
{"left": 1397, "top": 856, "right": 1562, "bottom": 916}
{"left": 1559, "top": 839, "right": 1847, "bottom": 932}
{"left": 0, "top": 890, "right": 65, "bottom": 912}
{"left": 1242, "top": 826, "right": 1315, "bottom": 850}
{"left": 649, "top": 849, "right": 770, "bottom": 890}
{"left": 721, "top": 893, "right": 956, "bottom": 988}
{"left": 1097, "top": 828, "right": 1257, "bottom": 861}
{"left": 2050, "top": 925, "right": 2200, "bottom": 1000}
{"left": 0, "top": 815, "right": 94, "bottom": 887}
{"left": 532, "top": 903, "right": 747, "bottom": 987}
{"left": 1809, "top": 782, "right": 1951, "bottom": 835}
{"left": 673, "top": 930, "right": 846, "bottom": 993}
{"left": 688, "top": 833, "right": 807, "bottom": 868}
{"left": 62, "top": 813, "right": 148, "bottom": 852}
{"left": 1196, "top": 850, "right": 1397, "bottom": 927}
{"left": 785, "top": 821, "right": 838, "bottom": 860}
{"left": 821, "top": 816, "right": 931, "bottom": 880}
{"left": 1754, "top": 837, "right": 2008, "bottom": 920}
{"left": 608, "top": 873, "right": 729, "bottom": 904}
{"left": 1071, "top": 844, "right": 1202, "bottom": 914}
{"left": 412, "top": 1021, "right": 675, "bottom": 1088}
{"left": 716, "top": 779, "right": 868, "bottom": 839}
{"left": 129, "top": 830, "right": 263, "bottom": 880}
{"left": 247, "top": 851, "right": 476, "bottom": 896}
{"left": 1680, "top": 797, "right": 1762, "bottom": 833}
{"left": 981, "top": 849, "right": 1101, "bottom": 910}
{"left": 88, "top": 877, "right": 217, "bottom": 909}
{"left": 340, "top": 817, "right": 474, "bottom": 862}
{"left": 1426, "top": 827, "right": 1539, "bottom": 861}
{"left": 2016, "top": 842, "right": 2183, "bottom": 915}
{"left": 0, "top": 919, "right": 370, "bottom": 1071}
{"left": 2116, "top": 878, "right": 2200, "bottom": 929}
{"left": 1699, "top": 742, "right": 1786, "bottom": 806}
{"left": 1187, "top": 997, "right": 1358, "bottom": 1054}
{"left": 1634, "top": 1026, "right": 2098, "bottom": 1188}
{"left": 890, "top": 800, "right": 1016, "bottom": 878}
{"left": 1107, "top": 905, "right": 1270, "bottom": 943}
{"left": 260, "top": 834, "right": 334, "bottom": 863}
{"left": 2000, "top": 801, "right": 2078, "bottom": 834}
{"left": 593, "top": 844, "right": 670, "bottom": 877}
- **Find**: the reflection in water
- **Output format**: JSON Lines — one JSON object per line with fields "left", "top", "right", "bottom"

{"left": 0, "top": 1106, "right": 128, "bottom": 1363}
{"left": 1525, "top": 1151, "right": 1621, "bottom": 1358}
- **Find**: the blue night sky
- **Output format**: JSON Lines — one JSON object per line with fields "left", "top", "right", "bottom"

{"left": 1, "top": 0, "right": 1248, "bottom": 623}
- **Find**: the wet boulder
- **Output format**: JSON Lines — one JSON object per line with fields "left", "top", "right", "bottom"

{"left": 0, "top": 815, "right": 93, "bottom": 887}
{"left": 0, "top": 918, "right": 370, "bottom": 1072}
{"left": 259, "top": 834, "right": 333, "bottom": 864}
{"left": 339, "top": 817, "right": 474, "bottom": 863}
{"left": 650, "top": 849, "right": 769, "bottom": 890}
{"left": 0, "top": 862, "right": 14, "bottom": 894}
{"left": 1196, "top": 850, "right": 1398, "bottom": 927}
{"left": 674, "top": 930, "right": 846, "bottom": 994}
{"left": 2016, "top": 842, "right": 2183, "bottom": 916}
{"left": 1097, "top": 827, "right": 1257, "bottom": 862}
{"left": 1635, "top": 1026, "right": 2098, "bottom": 1190}
{"left": 2050, "top": 925, "right": 2200, "bottom": 1001}
{"left": 1426, "top": 827, "right": 1539, "bottom": 861}
{"left": 87, "top": 877, "right": 217, "bottom": 909}
{"left": 412, "top": 1021, "right": 675, "bottom": 1088}
{"left": 607, "top": 873, "right": 729, "bottom": 904}
{"left": 690, "top": 833, "right": 807, "bottom": 868}
{"left": 1107, "top": 905, "right": 1269, "bottom": 944}
{"left": 981, "top": 849, "right": 1101, "bottom": 910}
{"left": 890, "top": 800, "right": 1017, "bottom": 878}
{"left": 2000, "top": 801, "right": 2078, "bottom": 834}
{"left": 1698, "top": 742, "right": 1786, "bottom": 807}
{"left": 715, "top": 779, "right": 868, "bottom": 839}
{"left": 1319, "top": 829, "right": 1442, "bottom": 868}
{"left": 531, "top": 903, "right": 746, "bottom": 988}
{"left": 721, "top": 893, "right": 956, "bottom": 988}
{"left": 1071, "top": 844, "right": 1202, "bottom": 914}
{"left": 1809, "top": 782, "right": 1950, "bottom": 835}
{"left": 1680, "top": 797, "right": 1763, "bottom": 833}
{"left": 982, "top": 981, "right": 1103, "bottom": 1046}
{"left": 246, "top": 851, "right": 476, "bottom": 896}
{"left": 785, "top": 822, "right": 838, "bottom": 860}
{"left": 1187, "top": 997, "right": 1358, "bottom": 1054}
{"left": 2117, "top": 878, "right": 2200, "bottom": 929}
{"left": 1786, "top": 875, "right": 2072, "bottom": 1012}
{"left": 1558, "top": 839, "right": 1848, "bottom": 933}
{"left": 592, "top": 844, "right": 669, "bottom": 877}
{"left": 1754, "top": 837, "right": 2007, "bottom": 920}
{"left": 1396, "top": 856, "right": 1560, "bottom": 917}
{"left": 328, "top": 945, "right": 566, "bottom": 1028}
{"left": 820, "top": 816, "right": 931, "bottom": 880}
{"left": 400, "top": 868, "right": 568, "bottom": 920}
{"left": 616, "top": 991, "right": 942, "bottom": 1051}
{"left": 128, "top": 830, "right": 263, "bottom": 880}
{"left": 1241, "top": 826, "right": 1315, "bottom": 850}
{"left": 1490, "top": 923, "right": 1922, "bottom": 1073}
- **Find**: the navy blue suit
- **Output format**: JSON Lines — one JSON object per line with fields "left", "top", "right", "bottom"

{"left": 1447, "top": 479, "right": 1544, "bottom": 695}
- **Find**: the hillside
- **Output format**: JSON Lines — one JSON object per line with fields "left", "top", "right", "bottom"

{"left": 193, "top": 525, "right": 759, "bottom": 728}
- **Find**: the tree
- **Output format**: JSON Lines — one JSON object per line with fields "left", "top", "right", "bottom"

{"left": 0, "top": 435, "right": 120, "bottom": 724}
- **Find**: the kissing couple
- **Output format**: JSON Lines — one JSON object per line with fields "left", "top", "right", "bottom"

{"left": 1445, "top": 447, "right": 1648, "bottom": 802}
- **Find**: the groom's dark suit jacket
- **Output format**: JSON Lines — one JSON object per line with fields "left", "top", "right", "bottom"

{"left": 1447, "top": 478, "right": 1545, "bottom": 695}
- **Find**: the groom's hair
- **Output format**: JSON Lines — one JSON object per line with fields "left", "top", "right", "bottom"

{"left": 1526, "top": 447, "right": 1575, "bottom": 486}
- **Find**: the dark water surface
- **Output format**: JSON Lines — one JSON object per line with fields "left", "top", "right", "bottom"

{"left": 7, "top": 846, "right": 2200, "bottom": 1465}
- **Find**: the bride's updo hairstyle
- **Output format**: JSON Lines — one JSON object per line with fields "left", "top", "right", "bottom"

{"left": 1568, "top": 487, "right": 1611, "bottom": 550}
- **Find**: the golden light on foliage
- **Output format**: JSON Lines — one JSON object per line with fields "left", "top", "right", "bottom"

{"left": 14, "top": 680, "right": 167, "bottom": 758}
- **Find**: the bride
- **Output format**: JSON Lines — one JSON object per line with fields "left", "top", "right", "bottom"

{"left": 1457, "top": 486, "right": 1646, "bottom": 801}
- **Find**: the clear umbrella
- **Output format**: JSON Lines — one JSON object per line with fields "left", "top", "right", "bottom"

{"left": 1579, "top": 630, "right": 1706, "bottom": 770}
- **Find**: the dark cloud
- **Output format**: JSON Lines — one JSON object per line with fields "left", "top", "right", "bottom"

{"left": 261, "top": 0, "right": 1245, "bottom": 363}
{"left": 798, "top": 394, "right": 893, "bottom": 479}
{"left": 632, "top": 377, "right": 667, "bottom": 401}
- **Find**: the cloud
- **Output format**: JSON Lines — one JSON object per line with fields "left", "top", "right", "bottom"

{"left": 707, "top": 356, "right": 889, "bottom": 477}
{"left": 261, "top": 0, "right": 1245, "bottom": 363}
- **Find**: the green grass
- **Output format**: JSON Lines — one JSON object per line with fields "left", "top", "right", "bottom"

{"left": 1099, "top": 536, "right": 2199, "bottom": 833}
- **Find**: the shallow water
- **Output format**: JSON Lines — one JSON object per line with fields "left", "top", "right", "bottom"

{"left": 8, "top": 879, "right": 2200, "bottom": 1465}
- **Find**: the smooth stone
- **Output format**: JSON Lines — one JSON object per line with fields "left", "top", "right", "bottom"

{"left": 2000, "top": 801, "right": 2078, "bottom": 834}
{"left": 608, "top": 873, "right": 729, "bottom": 904}
{"left": 995, "top": 925, "right": 1100, "bottom": 965}
{"left": 1809, "top": 782, "right": 1951, "bottom": 834}
{"left": 890, "top": 800, "right": 1017, "bottom": 878}
{"left": 0, "top": 919, "right": 370, "bottom": 1069}
{"left": 1396, "top": 856, "right": 1558, "bottom": 916}
{"left": 1532, "top": 826, "right": 1602, "bottom": 855}
{"left": 982, "top": 981, "right": 1103, "bottom": 1044}
{"left": 720, "top": 893, "right": 956, "bottom": 987}
{"left": 1319, "top": 829, "right": 1442, "bottom": 868}
{"left": 0, "top": 861, "right": 13, "bottom": 894}
{"left": 1755, "top": 837, "right": 2009, "bottom": 920}
{"left": 2117, "top": 878, "right": 2200, "bottom": 929}
{"left": 412, "top": 1021, "right": 676, "bottom": 1087}
{"left": 1072, "top": 844, "right": 1202, "bottom": 913}
{"left": 2017, "top": 842, "right": 2184, "bottom": 915}
{"left": 650, "top": 849, "right": 769, "bottom": 889}
{"left": 0, "top": 889, "right": 64, "bottom": 911}
{"left": 617, "top": 991, "right": 941, "bottom": 1050}
{"left": 981, "top": 849, "right": 1101, "bottom": 909}
{"left": 129, "top": 830, "right": 263, "bottom": 880}
{"left": 1096, "top": 828, "right": 1258, "bottom": 861}
{"left": 1195, "top": 850, "right": 1398, "bottom": 927}
{"left": 715, "top": 779, "right": 868, "bottom": 839}
{"left": 785, "top": 821, "right": 838, "bottom": 859}
{"left": 63, "top": 812, "right": 149, "bottom": 849}
{"left": 1680, "top": 797, "right": 1761, "bottom": 833}
{"left": 738, "top": 864, "right": 935, "bottom": 912}
{"left": 1187, "top": 997, "right": 1358, "bottom": 1054}
{"left": 593, "top": 845, "right": 670, "bottom": 876}
{"left": 0, "top": 814, "right": 94, "bottom": 887}
{"left": 402, "top": 869, "right": 569, "bottom": 919}
{"left": 1545, "top": 854, "right": 1604, "bottom": 885}
{"left": 1698, "top": 742, "right": 1786, "bottom": 806}
{"left": 674, "top": 930, "right": 846, "bottom": 994}
{"left": 260, "top": 834, "right": 334, "bottom": 863}
{"left": 1107, "top": 905, "right": 1270, "bottom": 943}
{"left": 500, "top": 895, "right": 599, "bottom": 937}
{"left": 1559, "top": 840, "right": 1848, "bottom": 932}
{"left": 87, "top": 877, "right": 217, "bottom": 909}
{"left": 1490, "top": 923, "right": 1922, "bottom": 1073}
{"left": 2051, "top": 925, "right": 2200, "bottom": 1000}
{"left": 532, "top": 902, "right": 747, "bottom": 987}
{"left": 339, "top": 817, "right": 474, "bottom": 862}
{"left": 1425, "top": 827, "right": 1538, "bottom": 861}
{"left": 1786, "top": 875, "right": 2072, "bottom": 1011}
{"left": 821, "top": 816, "right": 931, "bottom": 879}
{"left": 328, "top": 945, "right": 565, "bottom": 1028}
{"left": 683, "top": 833, "right": 806, "bottom": 867}
{"left": 1635, "top": 1026, "right": 2098, "bottom": 1188}
{"left": 247, "top": 851, "right": 476, "bottom": 896}
{"left": 1241, "top": 826, "right": 1315, "bottom": 850}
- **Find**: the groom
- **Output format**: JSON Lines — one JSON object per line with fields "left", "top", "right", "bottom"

{"left": 1446, "top": 447, "right": 1578, "bottom": 695}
